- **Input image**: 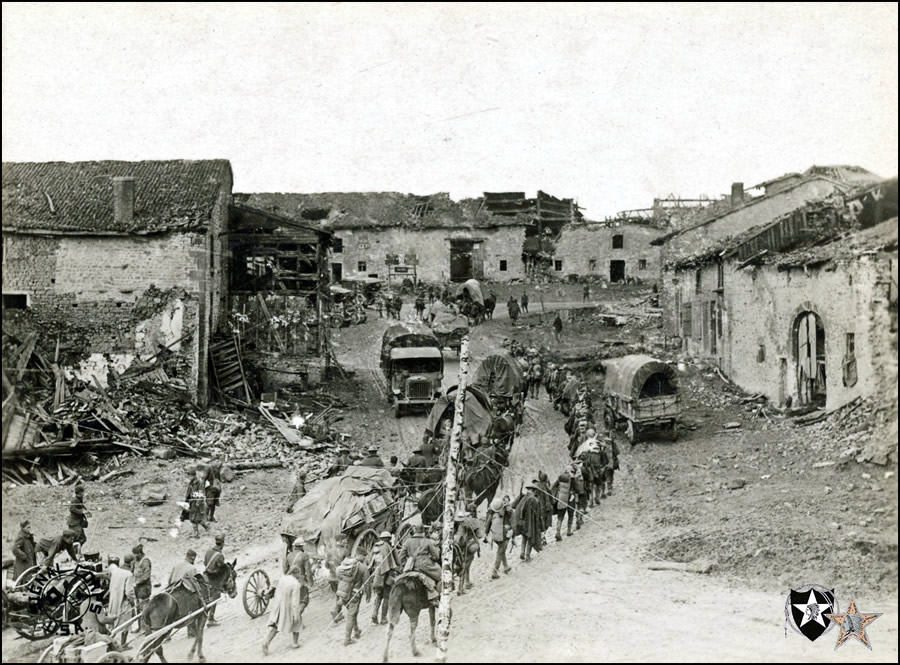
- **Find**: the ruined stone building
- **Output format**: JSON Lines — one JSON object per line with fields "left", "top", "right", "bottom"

{"left": 661, "top": 176, "right": 897, "bottom": 412}
{"left": 2, "top": 160, "right": 233, "bottom": 406}
{"left": 552, "top": 220, "right": 665, "bottom": 282}
{"left": 235, "top": 191, "right": 582, "bottom": 284}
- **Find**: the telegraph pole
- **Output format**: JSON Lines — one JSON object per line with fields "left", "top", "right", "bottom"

{"left": 435, "top": 334, "right": 470, "bottom": 661}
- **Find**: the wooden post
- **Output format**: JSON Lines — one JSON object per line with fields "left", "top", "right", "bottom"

{"left": 435, "top": 334, "right": 470, "bottom": 662}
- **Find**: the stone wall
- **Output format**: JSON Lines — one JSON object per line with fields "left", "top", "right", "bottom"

{"left": 671, "top": 254, "right": 895, "bottom": 411}
{"left": 331, "top": 225, "right": 527, "bottom": 283}
{"left": 2, "top": 231, "right": 210, "bottom": 401}
{"left": 552, "top": 223, "right": 664, "bottom": 281}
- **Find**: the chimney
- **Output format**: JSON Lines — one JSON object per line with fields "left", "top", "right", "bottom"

{"left": 113, "top": 176, "right": 135, "bottom": 224}
{"left": 731, "top": 182, "right": 744, "bottom": 207}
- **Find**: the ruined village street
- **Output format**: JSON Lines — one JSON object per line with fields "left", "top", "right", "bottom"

{"left": 4, "top": 298, "right": 896, "bottom": 663}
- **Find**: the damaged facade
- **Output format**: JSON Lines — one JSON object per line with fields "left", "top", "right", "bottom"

{"left": 662, "top": 176, "right": 897, "bottom": 411}
{"left": 235, "top": 190, "right": 582, "bottom": 283}
{"left": 223, "top": 203, "right": 332, "bottom": 397}
{"left": 2, "top": 160, "right": 233, "bottom": 407}
{"left": 552, "top": 220, "right": 665, "bottom": 282}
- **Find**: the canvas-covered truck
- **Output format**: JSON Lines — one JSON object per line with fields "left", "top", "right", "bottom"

{"left": 380, "top": 323, "right": 444, "bottom": 417}
{"left": 601, "top": 354, "right": 680, "bottom": 444}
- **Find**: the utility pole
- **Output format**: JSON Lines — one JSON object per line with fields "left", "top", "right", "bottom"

{"left": 435, "top": 334, "right": 470, "bottom": 662}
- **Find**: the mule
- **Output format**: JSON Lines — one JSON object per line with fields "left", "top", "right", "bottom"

{"left": 382, "top": 574, "right": 436, "bottom": 662}
{"left": 140, "top": 559, "right": 237, "bottom": 663}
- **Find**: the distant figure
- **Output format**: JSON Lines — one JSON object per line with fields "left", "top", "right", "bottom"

{"left": 583, "top": 284, "right": 590, "bottom": 302}
{"left": 67, "top": 484, "right": 90, "bottom": 549}
{"left": 13, "top": 520, "right": 36, "bottom": 580}
{"left": 132, "top": 543, "right": 151, "bottom": 624}
{"left": 507, "top": 296, "right": 520, "bottom": 324}
{"left": 520, "top": 292, "right": 529, "bottom": 314}
{"left": 553, "top": 313, "right": 563, "bottom": 342}
{"left": 415, "top": 294, "right": 425, "bottom": 320}
{"left": 185, "top": 465, "right": 209, "bottom": 539}
{"left": 285, "top": 468, "right": 308, "bottom": 513}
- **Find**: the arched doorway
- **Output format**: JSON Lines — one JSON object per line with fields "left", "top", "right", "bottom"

{"left": 793, "top": 311, "right": 826, "bottom": 406}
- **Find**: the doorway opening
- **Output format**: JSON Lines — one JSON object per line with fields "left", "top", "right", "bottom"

{"left": 610, "top": 260, "right": 626, "bottom": 283}
{"left": 793, "top": 311, "right": 826, "bottom": 406}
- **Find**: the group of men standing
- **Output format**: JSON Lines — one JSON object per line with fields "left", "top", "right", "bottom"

{"left": 12, "top": 483, "right": 93, "bottom": 579}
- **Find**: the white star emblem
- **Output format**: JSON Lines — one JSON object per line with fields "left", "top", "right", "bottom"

{"left": 793, "top": 590, "right": 832, "bottom": 628}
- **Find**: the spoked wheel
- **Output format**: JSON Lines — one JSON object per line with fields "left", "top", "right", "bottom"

{"left": 352, "top": 528, "right": 379, "bottom": 561}
{"left": 242, "top": 569, "right": 272, "bottom": 619}
{"left": 11, "top": 610, "right": 52, "bottom": 641}
{"left": 12, "top": 565, "right": 41, "bottom": 591}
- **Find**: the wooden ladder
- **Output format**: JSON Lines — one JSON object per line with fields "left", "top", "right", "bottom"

{"left": 209, "top": 332, "right": 253, "bottom": 404}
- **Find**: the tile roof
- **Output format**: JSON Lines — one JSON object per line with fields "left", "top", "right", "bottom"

{"left": 234, "top": 192, "right": 532, "bottom": 230}
{"left": 2, "top": 159, "right": 232, "bottom": 234}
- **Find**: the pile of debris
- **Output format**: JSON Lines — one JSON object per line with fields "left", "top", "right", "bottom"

{"left": 2, "top": 329, "right": 353, "bottom": 485}
{"left": 798, "top": 396, "right": 898, "bottom": 466}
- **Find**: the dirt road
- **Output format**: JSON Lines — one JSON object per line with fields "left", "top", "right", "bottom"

{"left": 5, "top": 306, "right": 896, "bottom": 662}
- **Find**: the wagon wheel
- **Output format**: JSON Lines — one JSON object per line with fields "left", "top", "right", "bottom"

{"left": 352, "top": 309, "right": 367, "bottom": 325}
{"left": 98, "top": 651, "right": 129, "bottom": 663}
{"left": 242, "top": 569, "right": 272, "bottom": 619}
{"left": 12, "top": 565, "right": 41, "bottom": 591}
{"left": 352, "top": 528, "right": 379, "bottom": 562}
{"left": 11, "top": 610, "right": 52, "bottom": 641}
{"left": 328, "top": 313, "right": 343, "bottom": 329}
{"left": 626, "top": 420, "right": 637, "bottom": 444}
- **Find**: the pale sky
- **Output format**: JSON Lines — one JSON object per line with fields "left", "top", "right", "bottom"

{"left": 2, "top": 2, "right": 897, "bottom": 218}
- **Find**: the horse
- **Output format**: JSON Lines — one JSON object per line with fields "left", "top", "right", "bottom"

{"left": 461, "top": 442, "right": 508, "bottom": 511}
{"left": 417, "top": 486, "right": 444, "bottom": 526}
{"left": 381, "top": 574, "right": 437, "bottom": 662}
{"left": 483, "top": 294, "right": 496, "bottom": 320}
{"left": 140, "top": 560, "right": 238, "bottom": 663}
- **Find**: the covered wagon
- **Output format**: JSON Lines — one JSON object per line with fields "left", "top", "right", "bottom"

{"left": 602, "top": 354, "right": 680, "bottom": 443}
{"left": 423, "top": 385, "right": 495, "bottom": 448}
{"left": 244, "top": 467, "right": 404, "bottom": 619}
{"left": 471, "top": 353, "right": 527, "bottom": 430}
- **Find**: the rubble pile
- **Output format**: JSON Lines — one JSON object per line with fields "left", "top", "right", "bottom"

{"left": 2, "top": 329, "right": 357, "bottom": 486}
{"left": 801, "top": 396, "right": 898, "bottom": 466}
